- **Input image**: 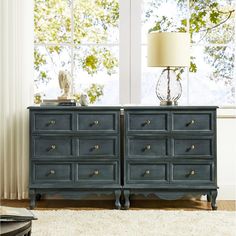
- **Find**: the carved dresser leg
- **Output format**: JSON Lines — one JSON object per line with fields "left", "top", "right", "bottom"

{"left": 123, "top": 190, "right": 130, "bottom": 210}
{"left": 29, "top": 189, "right": 36, "bottom": 210}
{"left": 207, "top": 194, "right": 212, "bottom": 202}
{"left": 211, "top": 190, "right": 218, "bottom": 210}
{"left": 115, "top": 190, "right": 121, "bottom": 210}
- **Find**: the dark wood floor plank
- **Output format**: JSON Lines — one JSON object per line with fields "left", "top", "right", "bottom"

{"left": 1, "top": 199, "right": 235, "bottom": 211}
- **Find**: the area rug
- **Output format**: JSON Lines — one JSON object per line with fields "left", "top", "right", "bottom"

{"left": 32, "top": 210, "right": 236, "bottom": 236}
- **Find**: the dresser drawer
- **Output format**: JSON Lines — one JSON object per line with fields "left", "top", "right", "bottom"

{"left": 127, "top": 162, "right": 168, "bottom": 183}
{"left": 173, "top": 112, "right": 213, "bottom": 131}
{"left": 33, "top": 137, "right": 73, "bottom": 157}
{"left": 127, "top": 138, "right": 168, "bottom": 158}
{"left": 174, "top": 138, "right": 213, "bottom": 157}
{"left": 33, "top": 113, "right": 73, "bottom": 132}
{"left": 75, "top": 162, "right": 118, "bottom": 183}
{"left": 77, "top": 138, "right": 117, "bottom": 157}
{"left": 77, "top": 113, "right": 118, "bottom": 132}
{"left": 171, "top": 163, "right": 214, "bottom": 182}
{"left": 127, "top": 112, "right": 168, "bottom": 132}
{"left": 33, "top": 163, "right": 73, "bottom": 182}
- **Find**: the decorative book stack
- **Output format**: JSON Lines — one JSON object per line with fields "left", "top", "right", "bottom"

{"left": 41, "top": 99, "right": 77, "bottom": 106}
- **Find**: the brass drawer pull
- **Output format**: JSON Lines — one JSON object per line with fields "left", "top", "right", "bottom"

{"left": 94, "top": 170, "right": 99, "bottom": 175}
{"left": 186, "top": 120, "right": 195, "bottom": 126}
{"left": 91, "top": 120, "right": 99, "bottom": 126}
{"left": 144, "top": 170, "right": 150, "bottom": 175}
{"left": 94, "top": 145, "right": 99, "bottom": 150}
{"left": 186, "top": 170, "right": 196, "bottom": 177}
{"left": 145, "top": 145, "right": 151, "bottom": 150}
{"left": 51, "top": 145, "right": 56, "bottom": 150}
{"left": 48, "top": 120, "right": 56, "bottom": 125}
{"left": 186, "top": 144, "right": 195, "bottom": 152}
{"left": 143, "top": 120, "right": 151, "bottom": 126}
{"left": 48, "top": 170, "right": 55, "bottom": 175}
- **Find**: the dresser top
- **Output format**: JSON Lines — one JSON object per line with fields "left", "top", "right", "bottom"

{"left": 28, "top": 105, "right": 218, "bottom": 110}
{"left": 28, "top": 106, "right": 122, "bottom": 110}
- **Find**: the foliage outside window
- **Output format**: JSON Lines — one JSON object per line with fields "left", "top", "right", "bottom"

{"left": 142, "top": 0, "right": 235, "bottom": 105}
{"left": 34, "top": 0, "right": 119, "bottom": 104}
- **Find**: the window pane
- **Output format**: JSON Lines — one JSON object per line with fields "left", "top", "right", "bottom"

{"left": 73, "top": 46, "right": 119, "bottom": 104}
{"left": 73, "top": 0, "right": 119, "bottom": 44}
{"left": 189, "top": 45, "right": 235, "bottom": 105}
{"left": 190, "top": 0, "right": 235, "bottom": 44}
{"left": 34, "top": 0, "right": 71, "bottom": 43}
{"left": 142, "top": 0, "right": 188, "bottom": 43}
{"left": 34, "top": 46, "right": 71, "bottom": 98}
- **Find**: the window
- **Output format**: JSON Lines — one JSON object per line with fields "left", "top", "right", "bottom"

{"left": 141, "top": 0, "right": 235, "bottom": 105}
{"left": 34, "top": 0, "right": 236, "bottom": 106}
{"left": 34, "top": 0, "right": 119, "bottom": 104}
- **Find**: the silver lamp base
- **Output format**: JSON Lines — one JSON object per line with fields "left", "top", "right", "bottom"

{"left": 160, "top": 100, "right": 178, "bottom": 106}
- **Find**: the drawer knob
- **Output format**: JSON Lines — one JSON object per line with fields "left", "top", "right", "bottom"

{"left": 191, "top": 145, "right": 195, "bottom": 150}
{"left": 91, "top": 120, "right": 99, "bottom": 126}
{"left": 94, "top": 170, "right": 99, "bottom": 175}
{"left": 143, "top": 120, "right": 151, "bottom": 126}
{"left": 144, "top": 170, "right": 150, "bottom": 175}
{"left": 190, "top": 170, "right": 195, "bottom": 175}
{"left": 187, "top": 120, "right": 195, "bottom": 126}
{"left": 145, "top": 145, "right": 151, "bottom": 150}
{"left": 49, "top": 170, "right": 55, "bottom": 175}
{"left": 94, "top": 145, "right": 100, "bottom": 150}
{"left": 48, "top": 120, "right": 56, "bottom": 125}
{"left": 51, "top": 145, "right": 56, "bottom": 150}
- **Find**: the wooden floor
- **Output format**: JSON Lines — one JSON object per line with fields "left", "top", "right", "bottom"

{"left": 1, "top": 199, "right": 235, "bottom": 211}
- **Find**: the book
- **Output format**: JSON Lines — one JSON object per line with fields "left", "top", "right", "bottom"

{"left": 40, "top": 98, "right": 77, "bottom": 106}
{"left": 0, "top": 206, "right": 37, "bottom": 222}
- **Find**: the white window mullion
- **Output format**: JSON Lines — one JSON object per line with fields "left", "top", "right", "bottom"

{"left": 187, "top": 0, "right": 190, "bottom": 105}
{"left": 71, "top": 0, "right": 75, "bottom": 95}
{"left": 119, "top": 0, "right": 131, "bottom": 104}
{"left": 130, "top": 0, "right": 142, "bottom": 104}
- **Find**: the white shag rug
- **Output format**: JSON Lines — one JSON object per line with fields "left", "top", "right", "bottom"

{"left": 32, "top": 210, "right": 236, "bottom": 236}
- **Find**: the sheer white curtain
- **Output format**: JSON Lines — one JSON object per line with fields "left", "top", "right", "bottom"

{"left": 0, "top": 0, "right": 34, "bottom": 199}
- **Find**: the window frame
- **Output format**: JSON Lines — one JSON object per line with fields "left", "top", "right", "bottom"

{"left": 34, "top": 0, "right": 236, "bottom": 108}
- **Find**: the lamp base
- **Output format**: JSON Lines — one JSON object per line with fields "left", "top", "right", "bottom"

{"left": 160, "top": 100, "right": 178, "bottom": 106}
{"left": 156, "top": 67, "right": 182, "bottom": 106}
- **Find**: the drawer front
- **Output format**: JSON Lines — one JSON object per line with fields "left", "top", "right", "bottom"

{"left": 171, "top": 163, "right": 214, "bottom": 182}
{"left": 33, "top": 113, "right": 73, "bottom": 131}
{"left": 77, "top": 113, "right": 117, "bottom": 132}
{"left": 76, "top": 162, "right": 118, "bottom": 183}
{"left": 127, "top": 162, "right": 168, "bottom": 183}
{"left": 127, "top": 138, "right": 168, "bottom": 157}
{"left": 127, "top": 113, "right": 168, "bottom": 132}
{"left": 173, "top": 113, "right": 213, "bottom": 131}
{"left": 77, "top": 138, "right": 117, "bottom": 157}
{"left": 33, "top": 163, "right": 73, "bottom": 182}
{"left": 174, "top": 139, "right": 213, "bottom": 157}
{"left": 33, "top": 137, "right": 73, "bottom": 157}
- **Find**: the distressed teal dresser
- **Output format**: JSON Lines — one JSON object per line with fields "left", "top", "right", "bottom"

{"left": 28, "top": 106, "right": 121, "bottom": 209}
{"left": 123, "top": 106, "right": 218, "bottom": 210}
{"left": 28, "top": 106, "right": 218, "bottom": 210}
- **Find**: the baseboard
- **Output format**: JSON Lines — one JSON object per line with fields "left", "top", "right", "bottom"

{"left": 217, "top": 184, "right": 236, "bottom": 200}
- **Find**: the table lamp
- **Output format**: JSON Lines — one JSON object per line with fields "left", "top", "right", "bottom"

{"left": 147, "top": 32, "right": 190, "bottom": 105}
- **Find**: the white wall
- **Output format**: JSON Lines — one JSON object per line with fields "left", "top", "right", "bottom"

{"left": 217, "top": 108, "right": 236, "bottom": 200}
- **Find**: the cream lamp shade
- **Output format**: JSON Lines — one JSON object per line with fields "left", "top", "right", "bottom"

{"left": 147, "top": 32, "right": 190, "bottom": 67}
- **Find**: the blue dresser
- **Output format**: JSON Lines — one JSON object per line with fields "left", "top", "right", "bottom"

{"left": 28, "top": 106, "right": 121, "bottom": 209}
{"left": 28, "top": 106, "right": 218, "bottom": 210}
{"left": 123, "top": 106, "right": 218, "bottom": 210}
